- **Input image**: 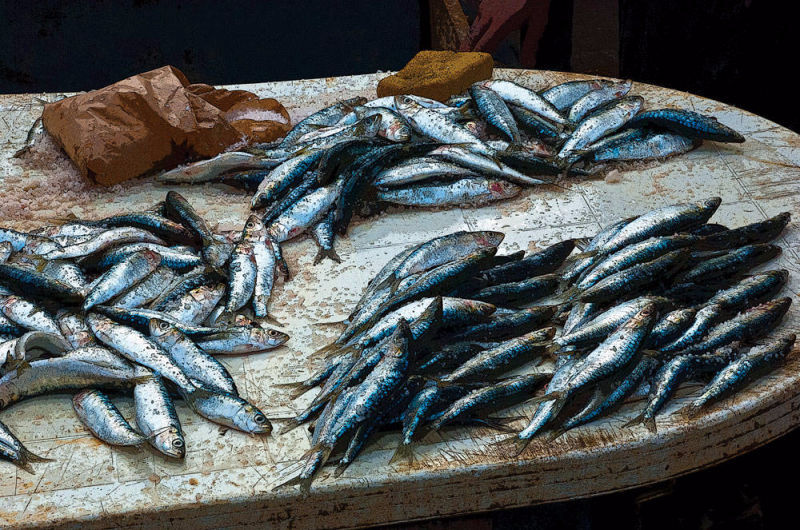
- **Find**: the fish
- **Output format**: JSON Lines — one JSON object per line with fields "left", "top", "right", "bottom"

{"left": 542, "top": 79, "right": 619, "bottom": 111}
{"left": 163, "top": 191, "right": 229, "bottom": 269}
{"left": 601, "top": 198, "right": 721, "bottom": 254}
{"left": 576, "top": 234, "right": 698, "bottom": 290}
{"left": 449, "top": 305, "right": 557, "bottom": 343}
{"left": 592, "top": 132, "right": 696, "bottom": 162}
{"left": 557, "top": 96, "right": 644, "bottom": 161}
{"left": 642, "top": 307, "right": 697, "bottom": 349}
{"left": 80, "top": 243, "right": 202, "bottom": 272}
{"left": 92, "top": 305, "right": 224, "bottom": 338}
{"left": 430, "top": 373, "right": 550, "bottom": 430}
{"left": 577, "top": 249, "right": 690, "bottom": 303}
{"left": 194, "top": 326, "right": 289, "bottom": 354}
{"left": 11, "top": 331, "right": 71, "bottom": 365}
{"left": 685, "top": 334, "right": 796, "bottom": 415}
{"left": 704, "top": 270, "right": 788, "bottom": 311}
{"left": 568, "top": 80, "right": 632, "bottom": 122}
{"left": 280, "top": 96, "right": 367, "bottom": 147}
{"left": 0, "top": 227, "right": 62, "bottom": 255}
{"left": 114, "top": 267, "right": 177, "bottom": 309}
{"left": 188, "top": 391, "right": 272, "bottom": 434}
{"left": 134, "top": 375, "right": 186, "bottom": 458}
{"left": 150, "top": 267, "right": 225, "bottom": 311}
{"left": 481, "top": 240, "right": 576, "bottom": 285}
{"left": 624, "top": 350, "right": 732, "bottom": 432}
{"left": 41, "top": 260, "right": 89, "bottom": 293}
{"left": 507, "top": 104, "right": 568, "bottom": 143}
{"left": 0, "top": 263, "right": 84, "bottom": 303}
{"left": 470, "top": 83, "right": 521, "bottom": 143}
{"left": 673, "top": 244, "right": 781, "bottom": 285}
{"left": 244, "top": 215, "right": 278, "bottom": 319}
{"left": 160, "top": 282, "right": 225, "bottom": 325}
{"left": 73, "top": 389, "right": 146, "bottom": 446}
{"left": 250, "top": 149, "right": 325, "bottom": 209}
{"left": 374, "top": 157, "right": 479, "bottom": 188}
{"left": 377, "top": 177, "right": 521, "bottom": 207}
{"left": 482, "top": 79, "right": 568, "bottom": 125}
{"left": 86, "top": 313, "right": 200, "bottom": 393}
{"left": 694, "top": 212, "right": 790, "bottom": 251}
{"left": 83, "top": 249, "right": 162, "bottom": 310}
{"left": 676, "top": 298, "right": 792, "bottom": 357}
{"left": 157, "top": 152, "right": 273, "bottom": 184}
{"left": 149, "top": 318, "right": 237, "bottom": 395}
{"left": 1, "top": 296, "right": 63, "bottom": 337}
{"left": 0, "top": 356, "right": 141, "bottom": 410}
{"left": 269, "top": 180, "right": 342, "bottom": 242}
{"left": 471, "top": 274, "right": 560, "bottom": 306}
{"left": 393, "top": 95, "right": 495, "bottom": 157}
{"left": 310, "top": 210, "right": 341, "bottom": 265}
{"left": 225, "top": 241, "right": 257, "bottom": 314}
{"left": 428, "top": 145, "right": 554, "bottom": 186}
{"left": 351, "top": 106, "right": 412, "bottom": 142}
{"left": 43, "top": 227, "right": 165, "bottom": 261}
{"left": 623, "top": 109, "right": 745, "bottom": 143}
{"left": 71, "top": 212, "right": 199, "bottom": 245}
{"left": 560, "top": 217, "right": 634, "bottom": 286}
{"left": 442, "top": 327, "right": 555, "bottom": 382}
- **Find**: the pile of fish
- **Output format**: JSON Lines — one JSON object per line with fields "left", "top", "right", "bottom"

{"left": 157, "top": 77, "right": 745, "bottom": 319}
{"left": 0, "top": 191, "right": 289, "bottom": 473}
{"left": 276, "top": 197, "right": 793, "bottom": 490}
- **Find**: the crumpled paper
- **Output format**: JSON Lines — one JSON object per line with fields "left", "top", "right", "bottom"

{"left": 42, "top": 65, "right": 291, "bottom": 186}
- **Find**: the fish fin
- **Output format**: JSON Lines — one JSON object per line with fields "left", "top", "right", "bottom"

{"left": 641, "top": 349, "right": 661, "bottom": 358}
{"left": 312, "top": 318, "right": 348, "bottom": 327}
{"left": 370, "top": 274, "right": 395, "bottom": 295}
{"left": 277, "top": 418, "right": 304, "bottom": 435}
{"left": 256, "top": 313, "right": 285, "bottom": 327}
{"left": 546, "top": 427, "right": 567, "bottom": 442}
{"left": 309, "top": 342, "right": 341, "bottom": 360}
{"left": 622, "top": 412, "right": 655, "bottom": 432}
{"left": 388, "top": 443, "right": 417, "bottom": 465}
{"left": 217, "top": 426, "right": 229, "bottom": 436}
{"left": 526, "top": 390, "right": 566, "bottom": 407}
{"left": 313, "top": 247, "right": 342, "bottom": 265}
{"left": 476, "top": 415, "right": 525, "bottom": 433}
{"left": 332, "top": 461, "right": 351, "bottom": 478}
{"left": 565, "top": 249, "right": 597, "bottom": 261}
{"left": 13, "top": 445, "right": 53, "bottom": 474}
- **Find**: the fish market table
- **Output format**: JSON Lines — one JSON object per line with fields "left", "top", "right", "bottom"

{"left": 1, "top": 69, "right": 799, "bottom": 529}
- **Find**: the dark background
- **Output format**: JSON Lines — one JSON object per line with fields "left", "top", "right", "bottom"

{"left": 2, "top": 1, "right": 799, "bottom": 528}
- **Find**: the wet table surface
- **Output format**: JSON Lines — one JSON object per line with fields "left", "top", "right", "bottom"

{"left": 1, "top": 69, "right": 799, "bottom": 529}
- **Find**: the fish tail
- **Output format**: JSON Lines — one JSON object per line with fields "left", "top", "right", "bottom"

{"left": 621, "top": 412, "right": 646, "bottom": 430}
{"left": 277, "top": 418, "right": 303, "bottom": 435}
{"left": 332, "top": 460, "right": 351, "bottom": 478}
{"left": 546, "top": 427, "right": 567, "bottom": 442}
{"left": 643, "top": 416, "right": 657, "bottom": 433}
{"left": 14, "top": 445, "right": 53, "bottom": 474}
{"left": 526, "top": 390, "right": 564, "bottom": 406}
{"left": 313, "top": 247, "right": 342, "bottom": 265}
{"left": 511, "top": 436, "right": 533, "bottom": 457}
{"left": 312, "top": 318, "right": 348, "bottom": 327}
{"left": 479, "top": 416, "right": 525, "bottom": 433}
{"left": 310, "top": 342, "right": 340, "bottom": 360}
{"left": 389, "top": 443, "right": 417, "bottom": 465}
{"left": 682, "top": 403, "right": 703, "bottom": 419}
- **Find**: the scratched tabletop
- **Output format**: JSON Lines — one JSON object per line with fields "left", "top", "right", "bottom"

{"left": 1, "top": 70, "right": 799, "bottom": 529}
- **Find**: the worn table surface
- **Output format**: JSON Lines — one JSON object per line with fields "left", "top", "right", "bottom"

{"left": 1, "top": 69, "right": 799, "bottom": 529}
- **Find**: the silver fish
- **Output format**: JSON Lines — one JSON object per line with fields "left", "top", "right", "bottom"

{"left": 1, "top": 418, "right": 51, "bottom": 474}
{"left": 134, "top": 375, "right": 185, "bottom": 458}
{"left": 84, "top": 249, "right": 162, "bottom": 310}
{"left": 482, "top": 79, "right": 567, "bottom": 125}
{"left": 86, "top": 313, "right": 198, "bottom": 392}
{"left": 112, "top": 266, "right": 176, "bottom": 309}
{"left": 268, "top": 180, "right": 342, "bottom": 243}
{"left": 593, "top": 132, "right": 695, "bottom": 162}
{"left": 542, "top": 79, "right": 618, "bottom": 111}
{"left": 377, "top": 177, "right": 521, "bottom": 207}
{"left": 161, "top": 283, "right": 225, "bottom": 325}
{"left": 157, "top": 152, "right": 270, "bottom": 184}
{"left": 428, "top": 145, "right": 552, "bottom": 186}
{"left": 149, "top": 318, "right": 237, "bottom": 395}
{"left": 1, "top": 296, "right": 63, "bottom": 337}
{"left": 568, "top": 80, "right": 632, "bottom": 122}
{"left": 374, "top": 157, "right": 478, "bottom": 188}
{"left": 557, "top": 96, "right": 644, "bottom": 161}
{"left": 188, "top": 392, "right": 271, "bottom": 434}
{"left": 195, "top": 326, "right": 289, "bottom": 355}
{"left": 225, "top": 241, "right": 257, "bottom": 313}
{"left": 44, "top": 227, "right": 165, "bottom": 260}
{"left": 73, "top": 389, "right": 145, "bottom": 446}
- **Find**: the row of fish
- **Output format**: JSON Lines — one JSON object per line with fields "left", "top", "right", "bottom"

{"left": 275, "top": 197, "right": 793, "bottom": 490}
{"left": 156, "top": 78, "right": 744, "bottom": 320}
{"left": 0, "top": 192, "right": 290, "bottom": 473}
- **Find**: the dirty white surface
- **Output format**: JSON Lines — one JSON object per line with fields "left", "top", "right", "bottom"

{"left": 1, "top": 69, "right": 799, "bottom": 529}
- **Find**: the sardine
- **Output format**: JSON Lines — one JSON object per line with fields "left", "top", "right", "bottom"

{"left": 84, "top": 249, "right": 162, "bottom": 310}
{"left": 73, "top": 390, "right": 145, "bottom": 446}
{"left": 134, "top": 375, "right": 185, "bottom": 458}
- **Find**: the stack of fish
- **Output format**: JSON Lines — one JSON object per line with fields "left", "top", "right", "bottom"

{"left": 0, "top": 191, "right": 289, "bottom": 473}
{"left": 157, "top": 78, "right": 745, "bottom": 320}
{"left": 276, "top": 197, "right": 793, "bottom": 490}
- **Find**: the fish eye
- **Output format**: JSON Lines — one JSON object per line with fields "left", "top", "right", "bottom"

{"left": 254, "top": 414, "right": 266, "bottom": 424}
{"left": 246, "top": 221, "right": 255, "bottom": 229}
{"left": 159, "top": 321, "right": 170, "bottom": 330}
{"left": 268, "top": 330, "right": 278, "bottom": 336}
{"left": 172, "top": 439, "right": 184, "bottom": 448}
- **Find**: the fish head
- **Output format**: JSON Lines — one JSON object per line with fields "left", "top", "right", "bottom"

{"left": 243, "top": 215, "right": 267, "bottom": 239}
{"left": 463, "top": 299, "right": 497, "bottom": 317}
{"left": 699, "top": 196, "right": 723, "bottom": 212}
{"left": 590, "top": 79, "right": 616, "bottom": 90}
{"left": 618, "top": 96, "right": 644, "bottom": 115}
{"left": 234, "top": 403, "right": 272, "bottom": 434}
{"left": 776, "top": 269, "right": 790, "bottom": 283}
{"left": 148, "top": 318, "right": 181, "bottom": 345}
{"left": 613, "top": 80, "right": 634, "bottom": 97}
{"left": 151, "top": 427, "right": 186, "bottom": 459}
{"left": 202, "top": 242, "right": 232, "bottom": 269}
{"left": 252, "top": 327, "right": 289, "bottom": 350}
{"left": 473, "top": 231, "right": 505, "bottom": 249}
{"left": 488, "top": 179, "right": 519, "bottom": 198}
{"left": 538, "top": 326, "right": 557, "bottom": 341}
{"left": 393, "top": 95, "right": 421, "bottom": 113}
{"left": 356, "top": 114, "right": 383, "bottom": 138}
{"left": 384, "top": 121, "right": 412, "bottom": 142}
